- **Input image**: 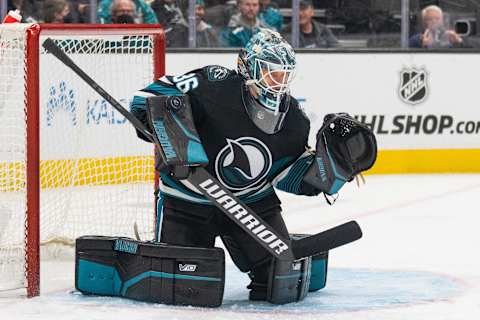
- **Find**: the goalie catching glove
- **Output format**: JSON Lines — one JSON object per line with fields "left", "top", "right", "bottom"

{"left": 303, "top": 113, "right": 377, "bottom": 196}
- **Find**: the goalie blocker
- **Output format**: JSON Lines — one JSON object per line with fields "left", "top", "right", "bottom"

{"left": 145, "top": 95, "right": 209, "bottom": 174}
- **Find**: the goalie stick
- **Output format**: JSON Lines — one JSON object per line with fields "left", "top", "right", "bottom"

{"left": 42, "top": 38, "right": 361, "bottom": 260}
{"left": 292, "top": 221, "right": 362, "bottom": 259}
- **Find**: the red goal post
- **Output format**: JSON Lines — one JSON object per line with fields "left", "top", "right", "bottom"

{"left": 0, "top": 24, "right": 164, "bottom": 297}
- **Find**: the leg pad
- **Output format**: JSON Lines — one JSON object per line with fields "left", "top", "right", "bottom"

{"left": 75, "top": 236, "right": 225, "bottom": 307}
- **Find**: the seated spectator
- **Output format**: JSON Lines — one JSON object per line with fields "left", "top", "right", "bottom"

{"left": 282, "top": 0, "right": 338, "bottom": 48}
{"left": 7, "top": 0, "right": 38, "bottom": 22}
{"left": 409, "top": 5, "right": 464, "bottom": 48}
{"left": 75, "top": 2, "right": 91, "bottom": 23}
{"left": 259, "top": 0, "right": 283, "bottom": 32}
{"left": 151, "top": 0, "right": 187, "bottom": 30}
{"left": 168, "top": 0, "right": 219, "bottom": 47}
{"left": 42, "top": 0, "right": 71, "bottom": 23}
{"left": 194, "top": 0, "right": 219, "bottom": 47}
{"left": 97, "top": 0, "right": 158, "bottom": 23}
{"left": 110, "top": 0, "right": 137, "bottom": 23}
{"left": 221, "top": 0, "right": 268, "bottom": 47}
{"left": 203, "top": 0, "right": 237, "bottom": 31}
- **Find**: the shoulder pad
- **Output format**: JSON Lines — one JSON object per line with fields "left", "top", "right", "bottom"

{"left": 167, "top": 66, "right": 236, "bottom": 95}
{"left": 166, "top": 68, "right": 204, "bottom": 94}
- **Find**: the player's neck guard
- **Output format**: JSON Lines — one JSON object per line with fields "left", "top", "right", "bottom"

{"left": 241, "top": 83, "right": 290, "bottom": 135}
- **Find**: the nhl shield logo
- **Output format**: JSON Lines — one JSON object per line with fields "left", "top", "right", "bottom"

{"left": 399, "top": 68, "right": 428, "bottom": 105}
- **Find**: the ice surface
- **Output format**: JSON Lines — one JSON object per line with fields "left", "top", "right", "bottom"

{"left": 1, "top": 174, "right": 479, "bottom": 320}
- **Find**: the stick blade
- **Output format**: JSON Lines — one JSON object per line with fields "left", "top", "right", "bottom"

{"left": 293, "top": 221, "right": 362, "bottom": 259}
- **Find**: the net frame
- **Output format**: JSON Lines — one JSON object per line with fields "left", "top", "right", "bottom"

{"left": 1, "top": 24, "right": 164, "bottom": 298}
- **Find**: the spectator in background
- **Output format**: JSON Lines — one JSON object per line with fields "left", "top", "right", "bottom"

{"left": 42, "top": 0, "right": 71, "bottom": 23}
{"left": 98, "top": 0, "right": 158, "bottom": 23}
{"left": 168, "top": 0, "right": 219, "bottom": 47}
{"left": 203, "top": 0, "right": 236, "bottom": 31}
{"left": 74, "top": 2, "right": 91, "bottom": 23}
{"left": 194, "top": 0, "right": 219, "bottom": 47}
{"left": 221, "top": 0, "right": 268, "bottom": 47}
{"left": 151, "top": 0, "right": 187, "bottom": 47}
{"left": 282, "top": 0, "right": 338, "bottom": 48}
{"left": 409, "top": 5, "right": 464, "bottom": 48}
{"left": 110, "top": 0, "right": 137, "bottom": 23}
{"left": 151, "top": 0, "right": 187, "bottom": 30}
{"left": 259, "top": 0, "right": 282, "bottom": 32}
{"left": 7, "top": 0, "right": 38, "bottom": 22}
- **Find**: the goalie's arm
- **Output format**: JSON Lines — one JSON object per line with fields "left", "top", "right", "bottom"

{"left": 272, "top": 150, "right": 322, "bottom": 196}
{"left": 273, "top": 113, "right": 378, "bottom": 197}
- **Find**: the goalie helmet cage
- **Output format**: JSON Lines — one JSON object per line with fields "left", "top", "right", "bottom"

{"left": 0, "top": 24, "right": 165, "bottom": 297}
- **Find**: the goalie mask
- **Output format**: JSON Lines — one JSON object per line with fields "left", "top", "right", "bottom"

{"left": 238, "top": 29, "right": 296, "bottom": 134}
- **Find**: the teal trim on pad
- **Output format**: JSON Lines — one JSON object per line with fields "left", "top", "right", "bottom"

{"left": 145, "top": 83, "right": 182, "bottom": 96}
{"left": 187, "top": 140, "right": 209, "bottom": 164}
{"left": 77, "top": 259, "right": 122, "bottom": 296}
{"left": 171, "top": 113, "right": 200, "bottom": 142}
{"left": 309, "top": 259, "right": 327, "bottom": 292}
{"left": 326, "top": 148, "right": 347, "bottom": 194}
{"left": 329, "top": 179, "right": 346, "bottom": 195}
{"left": 121, "top": 271, "right": 221, "bottom": 296}
{"left": 78, "top": 259, "right": 221, "bottom": 298}
{"left": 131, "top": 95, "right": 146, "bottom": 106}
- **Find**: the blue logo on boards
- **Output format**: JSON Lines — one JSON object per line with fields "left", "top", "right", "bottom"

{"left": 215, "top": 137, "right": 272, "bottom": 191}
{"left": 46, "top": 81, "right": 77, "bottom": 126}
{"left": 46, "top": 81, "right": 128, "bottom": 126}
{"left": 86, "top": 99, "right": 128, "bottom": 125}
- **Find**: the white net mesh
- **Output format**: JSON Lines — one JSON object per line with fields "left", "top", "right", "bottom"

{"left": 0, "top": 24, "right": 29, "bottom": 292}
{"left": 0, "top": 25, "right": 159, "bottom": 293}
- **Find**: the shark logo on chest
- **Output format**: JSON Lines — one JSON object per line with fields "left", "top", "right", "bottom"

{"left": 215, "top": 137, "right": 272, "bottom": 191}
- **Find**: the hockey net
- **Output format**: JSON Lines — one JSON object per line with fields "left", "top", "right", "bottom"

{"left": 0, "top": 24, "right": 164, "bottom": 297}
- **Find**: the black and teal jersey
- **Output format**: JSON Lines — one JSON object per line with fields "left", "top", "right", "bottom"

{"left": 130, "top": 65, "right": 318, "bottom": 213}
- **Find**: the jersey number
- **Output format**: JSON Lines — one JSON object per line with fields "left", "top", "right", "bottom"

{"left": 173, "top": 74, "right": 199, "bottom": 93}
